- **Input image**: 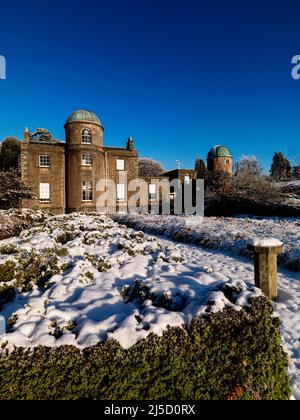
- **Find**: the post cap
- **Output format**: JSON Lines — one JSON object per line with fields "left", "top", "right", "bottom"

{"left": 247, "top": 238, "right": 284, "bottom": 254}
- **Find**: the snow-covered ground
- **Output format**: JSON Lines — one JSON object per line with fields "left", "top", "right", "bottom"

{"left": 114, "top": 214, "right": 300, "bottom": 271}
{"left": 0, "top": 213, "right": 299, "bottom": 398}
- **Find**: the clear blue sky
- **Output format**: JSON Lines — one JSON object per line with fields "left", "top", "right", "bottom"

{"left": 1, "top": 0, "right": 300, "bottom": 171}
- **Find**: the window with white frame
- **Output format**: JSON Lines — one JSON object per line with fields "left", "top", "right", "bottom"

{"left": 82, "top": 128, "right": 92, "bottom": 144}
{"left": 116, "top": 159, "right": 125, "bottom": 171}
{"left": 82, "top": 180, "right": 93, "bottom": 201}
{"left": 39, "top": 155, "right": 50, "bottom": 167}
{"left": 82, "top": 153, "right": 93, "bottom": 166}
{"left": 117, "top": 184, "right": 126, "bottom": 202}
{"left": 149, "top": 184, "right": 157, "bottom": 201}
{"left": 39, "top": 183, "right": 50, "bottom": 203}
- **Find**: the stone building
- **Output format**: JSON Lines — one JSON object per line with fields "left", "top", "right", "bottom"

{"left": 20, "top": 109, "right": 233, "bottom": 214}
{"left": 21, "top": 128, "right": 65, "bottom": 213}
{"left": 21, "top": 110, "right": 138, "bottom": 214}
{"left": 207, "top": 145, "right": 233, "bottom": 175}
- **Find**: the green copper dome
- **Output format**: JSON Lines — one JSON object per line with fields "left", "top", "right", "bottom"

{"left": 66, "top": 110, "right": 103, "bottom": 127}
{"left": 207, "top": 145, "right": 232, "bottom": 159}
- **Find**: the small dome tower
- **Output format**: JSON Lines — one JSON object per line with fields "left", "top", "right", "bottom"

{"left": 207, "top": 145, "right": 233, "bottom": 175}
{"left": 64, "top": 110, "right": 105, "bottom": 213}
{"left": 65, "top": 110, "right": 104, "bottom": 147}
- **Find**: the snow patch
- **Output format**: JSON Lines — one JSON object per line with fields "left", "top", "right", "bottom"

{"left": 248, "top": 237, "right": 283, "bottom": 247}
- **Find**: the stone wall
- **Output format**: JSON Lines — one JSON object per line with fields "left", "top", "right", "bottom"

{"left": 21, "top": 142, "right": 65, "bottom": 213}
{"left": 207, "top": 157, "right": 233, "bottom": 175}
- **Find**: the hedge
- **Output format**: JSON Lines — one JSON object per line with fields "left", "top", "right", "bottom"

{"left": 0, "top": 297, "right": 291, "bottom": 400}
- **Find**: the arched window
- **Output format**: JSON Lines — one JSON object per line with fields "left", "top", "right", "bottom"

{"left": 82, "top": 128, "right": 92, "bottom": 144}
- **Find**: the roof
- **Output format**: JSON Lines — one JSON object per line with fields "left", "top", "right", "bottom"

{"left": 163, "top": 169, "right": 197, "bottom": 175}
{"left": 207, "top": 145, "right": 232, "bottom": 159}
{"left": 30, "top": 139, "right": 65, "bottom": 146}
{"left": 66, "top": 110, "right": 103, "bottom": 127}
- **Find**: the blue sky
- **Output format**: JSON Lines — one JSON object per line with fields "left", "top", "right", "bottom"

{"left": 1, "top": 0, "right": 300, "bottom": 171}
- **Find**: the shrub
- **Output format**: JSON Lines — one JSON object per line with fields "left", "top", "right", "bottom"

{"left": 15, "top": 251, "right": 62, "bottom": 292}
{"left": 8, "top": 314, "right": 18, "bottom": 330}
{"left": 0, "top": 261, "right": 16, "bottom": 283}
{"left": 55, "top": 230, "right": 79, "bottom": 245}
{"left": 84, "top": 272, "right": 94, "bottom": 282}
{"left": 54, "top": 247, "right": 68, "bottom": 257}
{"left": 205, "top": 170, "right": 284, "bottom": 217}
{"left": 0, "top": 297, "right": 290, "bottom": 400}
{"left": 0, "top": 244, "right": 19, "bottom": 255}
{"left": 121, "top": 279, "right": 187, "bottom": 311}
{"left": 0, "top": 209, "right": 49, "bottom": 241}
{"left": 0, "top": 285, "right": 15, "bottom": 310}
{"left": 85, "top": 255, "right": 112, "bottom": 272}
{"left": 121, "top": 280, "right": 150, "bottom": 304}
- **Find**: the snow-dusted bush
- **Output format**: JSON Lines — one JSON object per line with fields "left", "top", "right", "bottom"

{"left": 0, "top": 209, "right": 50, "bottom": 240}
{"left": 85, "top": 254, "right": 112, "bottom": 272}
{"left": 121, "top": 279, "right": 189, "bottom": 312}
{"left": 14, "top": 251, "right": 63, "bottom": 291}
{"left": 0, "top": 261, "right": 16, "bottom": 283}
{"left": 0, "top": 297, "right": 290, "bottom": 400}
{"left": 0, "top": 212, "right": 293, "bottom": 399}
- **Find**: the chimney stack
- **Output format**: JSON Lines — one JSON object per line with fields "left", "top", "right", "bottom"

{"left": 23, "top": 127, "right": 30, "bottom": 143}
{"left": 127, "top": 136, "right": 134, "bottom": 151}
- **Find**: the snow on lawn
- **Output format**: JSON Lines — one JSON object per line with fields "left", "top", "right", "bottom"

{"left": 0, "top": 213, "right": 262, "bottom": 350}
{"left": 0, "top": 213, "right": 300, "bottom": 398}
{"left": 114, "top": 214, "right": 300, "bottom": 271}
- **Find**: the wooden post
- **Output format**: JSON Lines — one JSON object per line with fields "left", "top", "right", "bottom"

{"left": 247, "top": 239, "right": 284, "bottom": 300}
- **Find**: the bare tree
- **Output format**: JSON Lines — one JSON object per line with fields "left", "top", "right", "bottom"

{"left": 138, "top": 158, "right": 165, "bottom": 177}
{"left": 235, "top": 155, "right": 263, "bottom": 177}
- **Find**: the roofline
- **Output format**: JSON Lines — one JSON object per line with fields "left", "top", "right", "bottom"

{"left": 104, "top": 146, "right": 137, "bottom": 153}
{"left": 64, "top": 120, "right": 104, "bottom": 130}
{"left": 27, "top": 140, "right": 65, "bottom": 146}
{"left": 207, "top": 155, "right": 233, "bottom": 159}
{"left": 163, "top": 169, "right": 196, "bottom": 174}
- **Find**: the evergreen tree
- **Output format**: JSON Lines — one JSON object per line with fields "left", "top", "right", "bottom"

{"left": 0, "top": 168, "right": 33, "bottom": 209}
{"left": 270, "top": 152, "right": 292, "bottom": 181}
{"left": 292, "top": 166, "right": 300, "bottom": 180}
{"left": 0, "top": 137, "right": 21, "bottom": 171}
{"left": 195, "top": 158, "right": 207, "bottom": 179}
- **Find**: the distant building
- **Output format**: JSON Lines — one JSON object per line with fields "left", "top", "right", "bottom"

{"left": 207, "top": 145, "right": 233, "bottom": 175}
{"left": 20, "top": 109, "right": 233, "bottom": 214}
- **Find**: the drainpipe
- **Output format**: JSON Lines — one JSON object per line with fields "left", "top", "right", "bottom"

{"left": 105, "top": 151, "right": 108, "bottom": 216}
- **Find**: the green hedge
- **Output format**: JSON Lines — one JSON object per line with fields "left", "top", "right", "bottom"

{"left": 0, "top": 297, "right": 290, "bottom": 400}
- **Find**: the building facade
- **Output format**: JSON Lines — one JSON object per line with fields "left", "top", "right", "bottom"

{"left": 207, "top": 145, "right": 233, "bottom": 175}
{"left": 20, "top": 110, "right": 233, "bottom": 214}
{"left": 21, "top": 110, "right": 139, "bottom": 214}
